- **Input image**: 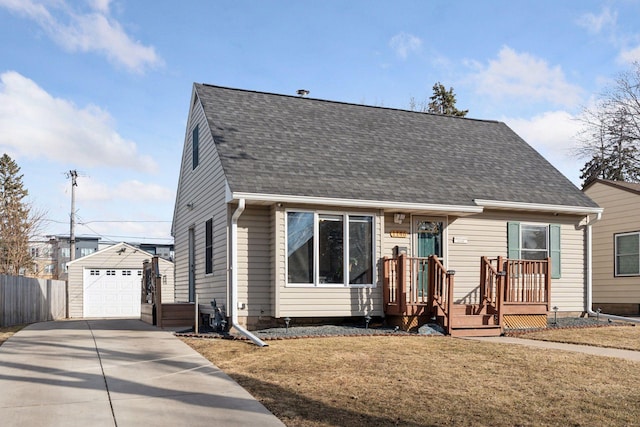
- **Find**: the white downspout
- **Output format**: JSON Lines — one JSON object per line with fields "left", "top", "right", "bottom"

{"left": 585, "top": 212, "right": 640, "bottom": 324}
{"left": 231, "top": 199, "right": 268, "bottom": 347}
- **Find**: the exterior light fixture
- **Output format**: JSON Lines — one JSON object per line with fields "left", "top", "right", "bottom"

{"left": 552, "top": 306, "right": 558, "bottom": 326}
{"left": 284, "top": 317, "right": 291, "bottom": 333}
{"left": 596, "top": 307, "right": 601, "bottom": 321}
{"left": 365, "top": 315, "right": 372, "bottom": 329}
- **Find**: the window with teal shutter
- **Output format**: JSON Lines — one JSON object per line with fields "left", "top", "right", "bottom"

{"left": 507, "top": 222, "right": 561, "bottom": 278}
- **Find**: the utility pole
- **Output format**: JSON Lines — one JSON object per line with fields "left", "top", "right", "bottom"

{"left": 68, "top": 170, "right": 78, "bottom": 262}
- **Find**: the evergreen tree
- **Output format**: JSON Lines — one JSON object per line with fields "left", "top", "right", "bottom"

{"left": 409, "top": 82, "right": 469, "bottom": 117}
{"left": 427, "top": 82, "right": 468, "bottom": 117}
{"left": 0, "top": 154, "right": 33, "bottom": 275}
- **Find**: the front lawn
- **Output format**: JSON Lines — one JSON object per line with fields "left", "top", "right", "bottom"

{"left": 520, "top": 324, "right": 640, "bottom": 351}
{"left": 183, "top": 335, "right": 640, "bottom": 426}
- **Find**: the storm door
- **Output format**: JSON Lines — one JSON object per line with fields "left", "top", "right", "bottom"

{"left": 414, "top": 217, "right": 444, "bottom": 298}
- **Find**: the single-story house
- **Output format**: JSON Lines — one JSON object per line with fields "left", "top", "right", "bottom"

{"left": 67, "top": 242, "right": 175, "bottom": 318}
{"left": 584, "top": 179, "right": 640, "bottom": 315}
{"left": 171, "top": 83, "right": 602, "bottom": 336}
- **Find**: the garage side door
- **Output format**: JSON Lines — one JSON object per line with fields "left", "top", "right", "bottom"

{"left": 83, "top": 268, "right": 142, "bottom": 318}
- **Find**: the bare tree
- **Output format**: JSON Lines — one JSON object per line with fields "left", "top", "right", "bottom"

{"left": 576, "top": 62, "right": 640, "bottom": 186}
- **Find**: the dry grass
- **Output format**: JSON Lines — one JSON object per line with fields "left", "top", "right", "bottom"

{"left": 0, "top": 325, "right": 25, "bottom": 346}
{"left": 521, "top": 325, "right": 640, "bottom": 351}
{"left": 183, "top": 336, "right": 640, "bottom": 427}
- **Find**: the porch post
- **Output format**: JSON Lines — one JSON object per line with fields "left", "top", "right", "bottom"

{"left": 398, "top": 254, "right": 406, "bottom": 314}
{"left": 545, "top": 257, "right": 552, "bottom": 311}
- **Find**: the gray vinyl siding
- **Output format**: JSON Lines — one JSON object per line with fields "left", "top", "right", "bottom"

{"left": 585, "top": 183, "right": 640, "bottom": 304}
{"left": 273, "top": 205, "right": 384, "bottom": 318}
{"left": 173, "top": 92, "right": 229, "bottom": 308}
{"left": 67, "top": 244, "right": 174, "bottom": 318}
{"left": 446, "top": 211, "right": 586, "bottom": 312}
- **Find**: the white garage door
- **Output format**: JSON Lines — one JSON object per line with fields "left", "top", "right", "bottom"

{"left": 83, "top": 268, "right": 142, "bottom": 318}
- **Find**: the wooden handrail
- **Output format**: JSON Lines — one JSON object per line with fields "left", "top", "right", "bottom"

{"left": 429, "top": 255, "right": 454, "bottom": 335}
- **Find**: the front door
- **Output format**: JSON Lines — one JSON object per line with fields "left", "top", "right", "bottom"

{"left": 414, "top": 217, "right": 444, "bottom": 297}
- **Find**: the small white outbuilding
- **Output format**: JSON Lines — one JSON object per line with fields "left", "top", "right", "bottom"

{"left": 67, "top": 242, "right": 174, "bottom": 318}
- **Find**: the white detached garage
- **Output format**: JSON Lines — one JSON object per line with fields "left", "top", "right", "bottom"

{"left": 67, "top": 242, "right": 175, "bottom": 318}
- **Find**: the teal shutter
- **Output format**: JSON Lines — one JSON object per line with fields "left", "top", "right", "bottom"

{"left": 507, "top": 222, "right": 520, "bottom": 259}
{"left": 549, "top": 224, "right": 561, "bottom": 279}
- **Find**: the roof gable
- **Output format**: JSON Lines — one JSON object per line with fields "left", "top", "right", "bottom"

{"left": 66, "top": 242, "right": 157, "bottom": 267}
{"left": 584, "top": 179, "right": 640, "bottom": 197}
{"left": 194, "top": 84, "right": 598, "bottom": 209}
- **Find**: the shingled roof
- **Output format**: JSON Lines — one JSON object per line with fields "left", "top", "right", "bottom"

{"left": 195, "top": 84, "right": 598, "bottom": 209}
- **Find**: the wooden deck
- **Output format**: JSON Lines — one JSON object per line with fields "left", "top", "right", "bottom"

{"left": 383, "top": 255, "right": 551, "bottom": 336}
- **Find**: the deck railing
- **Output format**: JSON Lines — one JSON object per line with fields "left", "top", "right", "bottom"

{"left": 480, "top": 257, "right": 551, "bottom": 308}
{"left": 382, "top": 254, "right": 454, "bottom": 332}
{"left": 428, "top": 255, "right": 454, "bottom": 335}
{"left": 384, "top": 255, "right": 551, "bottom": 326}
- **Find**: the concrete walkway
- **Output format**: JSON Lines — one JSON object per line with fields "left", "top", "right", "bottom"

{"left": 0, "top": 319, "right": 284, "bottom": 426}
{"left": 468, "top": 336, "right": 640, "bottom": 362}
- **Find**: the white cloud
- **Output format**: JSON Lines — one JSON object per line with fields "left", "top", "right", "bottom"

{"left": 0, "top": 71, "right": 157, "bottom": 172}
{"left": 619, "top": 45, "right": 640, "bottom": 64}
{"left": 577, "top": 7, "right": 617, "bottom": 34}
{"left": 389, "top": 32, "right": 422, "bottom": 59}
{"left": 469, "top": 46, "right": 583, "bottom": 108}
{"left": 0, "top": 0, "right": 161, "bottom": 73}
{"left": 75, "top": 178, "right": 173, "bottom": 203}
{"left": 504, "top": 111, "right": 583, "bottom": 185}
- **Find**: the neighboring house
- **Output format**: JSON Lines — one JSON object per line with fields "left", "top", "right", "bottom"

{"left": 67, "top": 242, "right": 175, "bottom": 318}
{"left": 49, "top": 235, "right": 100, "bottom": 280}
{"left": 26, "top": 238, "right": 55, "bottom": 279}
{"left": 172, "top": 84, "right": 602, "bottom": 335}
{"left": 584, "top": 179, "right": 640, "bottom": 315}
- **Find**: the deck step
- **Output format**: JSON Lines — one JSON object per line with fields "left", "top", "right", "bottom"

{"left": 451, "top": 314, "right": 497, "bottom": 327}
{"left": 450, "top": 325, "right": 502, "bottom": 337}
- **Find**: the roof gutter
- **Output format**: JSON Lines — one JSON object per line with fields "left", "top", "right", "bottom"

{"left": 230, "top": 199, "right": 268, "bottom": 347}
{"left": 230, "top": 192, "right": 483, "bottom": 215}
{"left": 474, "top": 199, "right": 604, "bottom": 215}
{"left": 584, "top": 212, "right": 640, "bottom": 324}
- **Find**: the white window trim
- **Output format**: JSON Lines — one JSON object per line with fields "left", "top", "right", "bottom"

{"left": 285, "top": 209, "right": 376, "bottom": 288}
{"left": 614, "top": 231, "right": 640, "bottom": 277}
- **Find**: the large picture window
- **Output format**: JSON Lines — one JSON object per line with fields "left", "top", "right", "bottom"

{"left": 615, "top": 232, "right": 640, "bottom": 276}
{"left": 287, "top": 211, "right": 374, "bottom": 286}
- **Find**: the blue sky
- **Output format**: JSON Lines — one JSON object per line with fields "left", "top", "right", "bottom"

{"left": 1, "top": 0, "right": 639, "bottom": 244}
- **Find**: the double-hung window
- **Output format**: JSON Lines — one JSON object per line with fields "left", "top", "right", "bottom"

{"left": 287, "top": 211, "right": 374, "bottom": 286}
{"left": 508, "top": 222, "right": 561, "bottom": 279}
{"left": 615, "top": 232, "right": 640, "bottom": 276}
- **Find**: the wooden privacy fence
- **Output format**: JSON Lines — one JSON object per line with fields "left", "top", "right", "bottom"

{"left": 0, "top": 275, "right": 66, "bottom": 327}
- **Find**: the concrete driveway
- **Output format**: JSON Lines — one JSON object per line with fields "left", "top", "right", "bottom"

{"left": 0, "top": 319, "right": 284, "bottom": 426}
